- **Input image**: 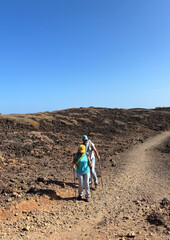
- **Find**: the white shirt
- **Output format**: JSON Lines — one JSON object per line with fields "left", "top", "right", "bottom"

{"left": 84, "top": 140, "right": 95, "bottom": 159}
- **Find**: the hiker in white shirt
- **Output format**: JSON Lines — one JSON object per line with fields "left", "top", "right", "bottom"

{"left": 82, "top": 135, "right": 100, "bottom": 188}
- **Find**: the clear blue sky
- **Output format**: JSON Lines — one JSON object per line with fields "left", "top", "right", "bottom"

{"left": 0, "top": 0, "right": 170, "bottom": 114}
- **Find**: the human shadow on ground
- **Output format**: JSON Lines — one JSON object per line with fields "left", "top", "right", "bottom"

{"left": 46, "top": 179, "right": 78, "bottom": 188}
{"left": 45, "top": 179, "right": 96, "bottom": 191}
{"left": 36, "top": 178, "right": 78, "bottom": 189}
{"left": 27, "top": 187, "right": 76, "bottom": 201}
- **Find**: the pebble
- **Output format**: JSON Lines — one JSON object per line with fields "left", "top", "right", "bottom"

{"left": 127, "top": 231, "right": 135, "bottom": 237}
{"left": 22, "top": 226, "right": 30, "bottom": 231}
{"left": 7, "top": 198, "right": 12, "bottom": 202}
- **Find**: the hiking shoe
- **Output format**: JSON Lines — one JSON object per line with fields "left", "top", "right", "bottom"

{"left": 77, "top": 195, "right": 82, "bottom": 200}
{"left": 85, "top": 198, "right": 90, "bottom": 202}
{"left": 95, "top": 184, "right": 98, "bottom": 189}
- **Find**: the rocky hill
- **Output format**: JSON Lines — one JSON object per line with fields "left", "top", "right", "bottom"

{"left": 0, "top": 107, "right": 170, "bottom": 239}
{"left": 0, "top": 107, "right": 170, "bottom": 205}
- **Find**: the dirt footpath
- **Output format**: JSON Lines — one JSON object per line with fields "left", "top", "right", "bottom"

{"left": 0, "top": 132, "right": 170, "bottom": 240}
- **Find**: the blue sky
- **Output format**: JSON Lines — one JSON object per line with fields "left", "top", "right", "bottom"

{"left": 0, "top": 0, "right": 170, "bottom": 114}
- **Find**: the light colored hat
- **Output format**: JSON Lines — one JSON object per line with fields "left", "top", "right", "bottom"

{"left": 82, "top": 135, "right": 88, "bottom": 141}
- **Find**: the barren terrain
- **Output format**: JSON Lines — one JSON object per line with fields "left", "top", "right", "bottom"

{"left": 0, "top": 107, "right": 169, "bottom": 239}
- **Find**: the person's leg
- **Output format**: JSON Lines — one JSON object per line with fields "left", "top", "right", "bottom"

{"left": 77, "top": 173, "right": 83, "bottom": 197}
{"left": 91, "top": 158, "right": 98, "bottom": 185}
{"left": 84, "top": 173, "right": 90, "bottom": 199}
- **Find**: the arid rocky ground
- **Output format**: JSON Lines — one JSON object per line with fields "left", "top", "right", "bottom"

{"left": 0, "top": 107, "right": 170, "bottom": 239}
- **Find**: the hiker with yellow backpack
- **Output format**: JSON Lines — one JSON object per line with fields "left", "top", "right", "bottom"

{"left": 73, "top": 144, "right": 92, "bottom": 202}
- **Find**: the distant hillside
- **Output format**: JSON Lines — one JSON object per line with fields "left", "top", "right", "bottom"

{"left": 0, "top": 107, "right": 170, "bottom": 134}
{"left": 0, "top": 107, "right": 170, "bottom": 207}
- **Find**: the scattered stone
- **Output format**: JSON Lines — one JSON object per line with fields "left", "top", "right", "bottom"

{"left": 10, "top": 179, "right": 16, "bottom": 183}
{"left": 1, "top": 187, "right": 13, "bottom": 194}
{"left": 27, "top": 187, "right": 37, "bottom": 194}
{"left": 147, "top": 212, "right": 166, "bottom": 226}
{"left": 22, "top": 226, "right": 30, "bottom": 231}
{"left": 127, "top": 231, "right": 135, "bottom": 237}
{"left": 37, "top": 177, "right": 45, "bottom": 183}
{"left": 123, "top": 216, "right": 129, "bottom": 220}
{"left": 12, "top": 192, "right": 22, "bottom": 198}
{"left": 160, "top": 198, "right": 170, "bottom": 208}
{"left": 133, "top": 200, "right": 140, "bottom": 205}
{"left": 21, "top": 185, "right": 27, "bottom": 190}
{"left": 114, "top": 152, "right": 119, "bottom": 156}
{"left": 118, "top": 233, "right": 124, "bottom": 237}
{"left": 6, "top": 198, "right": 12, "bottom": 202}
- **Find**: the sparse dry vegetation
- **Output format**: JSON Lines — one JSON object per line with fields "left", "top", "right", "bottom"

{"left": 59, "top": 119, "right": 74, "bottom": 126}
{"left": 77, "top": 117, "right": 93, "bottom": 123}
{"left": 89, "top": 132, "right": 103, "bottom": 137}
{"left": 0, "top": 115, "right": 40, "bottom": 128}
{"left": 0, "top": 107, "right": 170, "bottom": 240}
{"left": 114, "top": 119, "right": 127, "bottom": 127}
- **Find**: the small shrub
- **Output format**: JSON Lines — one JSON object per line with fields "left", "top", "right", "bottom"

{"left": 78, "top": 118, "right": 92, "bottom": 123}
{"left": 54, "top": 114, "right": 69, "bottom": 119}
{"left": 60, "top": 119, "right": 73, "bottom": 126}
{"left": 114, "top": 120, "right": 127, "bottom": 127}
{"left": 89, "top": 132, "right": 103, "bottom": 137}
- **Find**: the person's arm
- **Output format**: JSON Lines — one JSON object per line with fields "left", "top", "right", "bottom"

{"left": 92, "top": 145, "right": 100, "bottom": 160}
{"left": 87, "top": 154, "right": 93, "bottom": 168}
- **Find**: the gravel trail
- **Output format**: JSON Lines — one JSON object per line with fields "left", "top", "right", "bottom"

{"left": 0, "top": 132, "right": 170, "bottom": 240}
